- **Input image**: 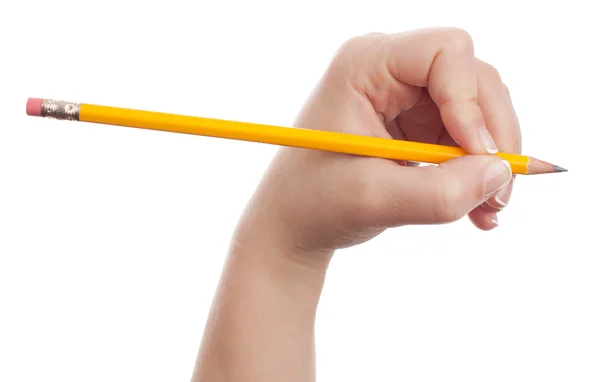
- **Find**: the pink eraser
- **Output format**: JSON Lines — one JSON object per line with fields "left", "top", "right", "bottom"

{"left": 26, "top": 98, "right": 43, "bottom": 117}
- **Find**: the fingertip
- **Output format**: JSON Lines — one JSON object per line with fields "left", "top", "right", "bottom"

{"left": 488, "top": 214, "right": 498, "bottom": 231}
{"left": 485, "top": 193, "right": 507, "bottom": 211}
{"left": 490, "top": 215, "right": 499, "bottom": 228}
{"left": 468, "top": 206, "right": 498, "bottom": 231}
{"left": 439, "top": 102, "right": 493, "bottom": 155}
{"left": 481, "top": 201, "right": 501, "bottom": 213}
{"left": 484, "top": 175, "right": 515, "bottom": 210}
{"left": 478, "top": 125, "right": 499, "bottom": 154}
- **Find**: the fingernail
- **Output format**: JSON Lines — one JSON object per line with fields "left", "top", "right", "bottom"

{"left": 494, "top": 186, "right": 509, "bottom": 207}
{"left": 494, "top": 175, "right": 515, "bottom": 207}
{"left": 479, "top": 126, "right": 498, "bottom": 154}
{"left": 484, "top": 160, "right": 512, "bottom": 198}
{"left": 491, "top": 217, "right": 499, "bottom": 226}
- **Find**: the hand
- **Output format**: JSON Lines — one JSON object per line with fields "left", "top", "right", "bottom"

{"left": 194, "top": 28, "right": 523, "bottom": 382}
{"left": 235, "top": 27, "right": 521, "bottom": 257}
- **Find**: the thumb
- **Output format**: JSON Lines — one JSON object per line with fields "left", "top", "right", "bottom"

{"left": 371, "top": 155, "right": 512, "bottom": 227}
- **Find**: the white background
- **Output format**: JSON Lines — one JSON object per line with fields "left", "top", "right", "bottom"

{"left": 1, "top": 1, "right": 598, "bottom": 381}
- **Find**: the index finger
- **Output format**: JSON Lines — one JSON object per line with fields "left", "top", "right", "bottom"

{"left": 476, "top": 59, "right": 522, "bottom": 209}
{"left": 381, "top": 27, "right": 499, "bottom": 155}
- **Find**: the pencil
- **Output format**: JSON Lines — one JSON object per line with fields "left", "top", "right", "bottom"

{"left": 25, "top": 98, "right": 566, "bottom": 175}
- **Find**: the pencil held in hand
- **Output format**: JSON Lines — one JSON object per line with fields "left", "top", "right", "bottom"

{"left": 25, "top": 98, "right": 566, "bottom": 175}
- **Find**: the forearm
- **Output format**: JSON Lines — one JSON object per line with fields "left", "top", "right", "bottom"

{"left": 191, "top": 214, "right": 333, "bottom": 382}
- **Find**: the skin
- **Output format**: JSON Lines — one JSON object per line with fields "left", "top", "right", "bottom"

{"left": 191, "top": 28, "right": 521, "bottom": 381}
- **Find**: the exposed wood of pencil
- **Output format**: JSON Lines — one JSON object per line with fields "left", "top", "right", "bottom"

{"left": 527, "top": 158, "right": 567, "bottom": 175}
{"left": 58, "top": 102, "right": 569, "bottom": 175}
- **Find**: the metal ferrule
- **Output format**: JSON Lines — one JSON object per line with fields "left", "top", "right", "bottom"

{"left": 41, "top": 99, "right": 81, "bottom": 121}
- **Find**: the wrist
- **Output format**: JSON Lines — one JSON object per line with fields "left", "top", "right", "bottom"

{"left": 228, "top": 207, "right": 334, "bottom": 299}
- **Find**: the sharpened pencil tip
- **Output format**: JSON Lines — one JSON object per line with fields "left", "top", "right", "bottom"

{"left": 553, "top": 165, "right": 567, "bottom": 173}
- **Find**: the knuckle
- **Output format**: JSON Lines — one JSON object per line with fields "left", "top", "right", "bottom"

{"left": 327, "top": 34, "right": 382, "bottom": 90}
{"left": 479, "top": 61, "right": 502, "bottom": 83}
{"left": 444, "top": 27, "right": 474, "bottom": 53}
{"left": 332, "top": 34, "right": 383, "bottom": 66}
{"left": 364, "top": 31, "right": 385, "bottom": 37}
{"left": 502, "top": 82, "right": 511, "bottom": 97}
{"left": 334, "top": 35, "right": 372, "bottom": 60}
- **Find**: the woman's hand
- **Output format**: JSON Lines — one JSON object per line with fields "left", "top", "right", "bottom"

{"left": 236, "top": 28, "right": 521, "bottom": 257}
{"left": 194, "top": 28, "right": 522, "bottom": 382}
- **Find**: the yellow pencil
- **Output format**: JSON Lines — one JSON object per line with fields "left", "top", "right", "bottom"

{"left": 25, "top": 98, "right": 566, "bottom": 175}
